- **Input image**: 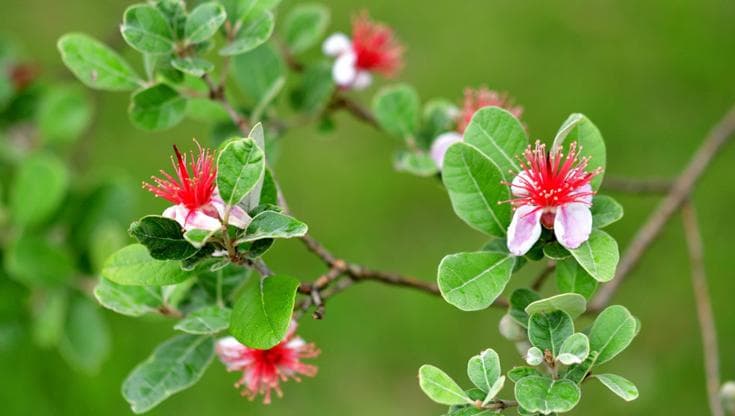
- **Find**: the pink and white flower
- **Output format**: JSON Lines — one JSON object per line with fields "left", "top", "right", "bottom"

{"left": 430, "top": 87, "right": 523, "bottom": 168}
{"left": 143, "top": 142, "right": 250, "bottom": 232}
{"left": 504, "top": 141, "right": 601, "bottom": 256}
{"left": 215, "top": 322, "right": 320, "bottom": 404}
{"left": 322, "top": 12, "right": 403, "bottom": 90}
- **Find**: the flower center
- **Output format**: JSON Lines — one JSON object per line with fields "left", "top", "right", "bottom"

{"left": 144, "top": 142, "right": 217, "bottom": 210}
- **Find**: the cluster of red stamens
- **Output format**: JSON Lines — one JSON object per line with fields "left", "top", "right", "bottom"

{"left": 143, "top": 142, "right": 216, "bottom": 210}
{"left": 457, "top": 87, "right": 523, "bottom": 133}
{"left": 504, "top": 141, "right": 600, "bottom": 210}
{"left": 351, "top": 12, "right": 403, "bottom": 76}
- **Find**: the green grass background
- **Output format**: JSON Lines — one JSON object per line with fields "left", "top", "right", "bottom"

{"left": 2, "top": 0, "right": 735, "bottom": 414}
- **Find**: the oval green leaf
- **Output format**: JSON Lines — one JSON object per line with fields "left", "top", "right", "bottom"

{"left": 102, "top": 244, "right": 192, "bottom": 286}
{"left": 463, "top": 106, "right": 528, "bottom": 181}
{"left": 121, "top": 4, "right": 175, "bottom": 53}
{"left": 592, "top": 373, "right": 639, "bottom": 401}
{"left": 129, "top": 83, "right": 187, "bottom": 130}
{"left": 186, "top": 2, "right": 227, "bottom": 43}
{"left": 515, "top": 376, "right": 581, "bottom": 414}
{"left": 438, "top": 251, "right": 515, "bottom": 311}
{"left": 588, "top": 305, "right": 638, "bottom": 365}
{"left": 525, "top": 293, "right": 587, "bottom": 319}
{"left": 94, "top": 278, "right": 164, "bottom": 317}
{"left": 216, "top": 137, "right": 266, "bottom": 206}
{"left": 174, "top": 306, "right": 231, "bottom": 334}
{"left": 418, "top": 365, "right": 472, "bottom": 406}
{"left": 220, "top": 11, "right": 274, "bottom": 56}
{"left": 442, "top": 142, "right": 511, "bottom": 237}
{"left": 528, "top": 310, "right": 574, "bottom": 357}
{"left": 57, "top": 33, "right": 142, "bottom": 91}
{"left": 569, "top": 229, "right": 619, "bottom": 282}
{"left": 552, "top": 113, "right": 606, "bottom": 190}
{"left": 281, "top": 4, "right": 330, "bottom": 54}
{"left": 372, "top": 84, "right": 420, "bottom": 140}
{"left": 10, "top": 153, "right": 69, "bottom": 226}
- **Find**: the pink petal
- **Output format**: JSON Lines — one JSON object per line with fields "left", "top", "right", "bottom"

{"left": 184, "top": 209, "right": 222, "bottom": 231}
{"left": 352, "top": 70, "right": 373, "bottom": 90}
{"left": 430, "top": 132, "right": 463, "bottom": 169}
{"left": 322, "top": 33, "right": 351, "bottom": 56}
{"left": 573, "top": 183, "right": 593, "bottom": 204}
{"left": 162, "top": 204, "right": 188, "bottom": 228}
{"left": 212, "top": 192, "right": 252, "bottom": 229}
{"left": 507, "top": 205, "right": 543, "bottom": 256}
{"left": 554, "top": 202, "right": 592, "bottom": 249}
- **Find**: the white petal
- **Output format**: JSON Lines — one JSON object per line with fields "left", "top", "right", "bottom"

{"left": 430, "top": 132, "right": 463, "bottom": 169}
{"left": 511, "top": 171, "right": 533, "bottom": 198}
{"left": 332, "top": 52, "right": 357, "bottom": 86}
{"left": 351, "top": 70, "right": 373, "bottom": 90}
{"left": 507, "top": 205, "right": 543, "bottom": 256}
{"left": 162, "top": 204, "right": 188, "bottom": 228}
{"left": 184, "top": 209, "right": 222, "bottom": 231}
{"left": 554, "top": 202, "right": 593, "bottom": 249}
{"left": 322, "top": 33, "right": 351, "bottom": 56}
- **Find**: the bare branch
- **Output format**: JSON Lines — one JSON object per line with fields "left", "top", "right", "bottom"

{"left": 682, "top": 202, "right": 723, "bottom": 416}
{"left": 590, "top": 104, "right": 735, "bottom": 311}
{"left": 531, "top": 261, "right": 556, "bottom": 291}
{"left": 603, "top": 177, "right": 673, "bottom": 194}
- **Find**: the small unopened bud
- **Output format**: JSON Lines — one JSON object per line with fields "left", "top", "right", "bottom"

{"left": 498, "top": 314, "right": 526, "bottom": 342}
{"left": 721, "top": 381, "right": 735, "bottom": 414}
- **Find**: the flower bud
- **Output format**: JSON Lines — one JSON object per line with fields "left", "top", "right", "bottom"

{"left": 498, "top": 314, "right": 526, "bottom": 342}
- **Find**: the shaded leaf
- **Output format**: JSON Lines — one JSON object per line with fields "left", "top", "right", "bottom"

{"left": 10, "top": 153, "right": 69, "bottom": 226}
{"left": 282, "top": 4, "right": 329, "bottom": 54}
{"left": 174, "top": 306, "right": 231, "bottom": 334}
{"left": 94, "top": 278, "right": 164, "bottom": 317}
{"left": 129, "top": 215, "right": 198, "bottom": 260}
{"left": 102, "top": 244, "right": 192, "bottom": 286}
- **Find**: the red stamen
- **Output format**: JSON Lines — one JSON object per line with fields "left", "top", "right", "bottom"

{"left": 351, "top": 12, "right": 403, "bottom": 76}
{"left": 457, "top": 87, "right": 524, "bottom": 133}
{"left": 503, "top": 141, "right": 601, "bottom": 210}
{"left": 143, "top": 140, "right": 217, "bottom": 210}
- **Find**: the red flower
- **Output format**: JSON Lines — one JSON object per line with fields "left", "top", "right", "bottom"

{"left": 323, "top": 12, "right": 404, "bottom": 89}
{"left": 457, "top": 87, "right": 523, "bottom": 134}
{"left": 143, "top": 141, "right": 249, "bottom": 231}
{"left": 505, "top": 141, "right": 601, "bottom": 255}
{"left": 216, "top": 322, "right": 320, "bottom": 404}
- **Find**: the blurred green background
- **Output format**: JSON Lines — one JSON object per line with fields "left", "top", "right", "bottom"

{"left": 2, "top": 0, "right": 735, "bottom": 414}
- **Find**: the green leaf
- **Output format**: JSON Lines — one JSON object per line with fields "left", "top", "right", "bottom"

{"left": 38, "top": 85, "right": 92, "bottom": 144}
{"left": 185, "top": 2, "right": 227, "bottom": 43}
{"left": 568, "top": 229, "right": 619, "bottom": 282}
{"left": 463, "top": 107, "right": 528, "bottom": 181}
{"left": 525, "top": 347, "right": 543, "bottom": 366}
{"left": 10, "top": 153, "right": 69, "bottom": 226}
{"left": 555, "top": 257, "right": 598, "bottom": 299}
{"left": 32, "top": 289, "right": 68, "bottom": 348}
{"left": 552, "top": 113, "right": 606, "bottom": 190}
{"left": 514, "top": 376, "right": 581, "bottom": 414}
{"left": 129, "top": 215, "right": 198, "bottom": 260}
{"left": 290, "top": 61, "right": 335, "bottom": 115}
{"left": 563, "top": 352, "right": 597, "bottom": 384}
{"left": 438, "top": 251, "right": 515, "bottom": 311}
{"left": 219, "top": 11, "right": 274, "bottom": 55}
{"left": 528, "top": 310, "right": 574, "bottom": 357}
{"left": 129, "top": 83, "right": 187, "bottom": 131}
{"left": 230, "top": 275, "right": 299, "bottom": 349}
{"left": 122, "top": 334, "right": 214, "bottom": 414}
{"left": 282, "top": 3, "right": 329, "bottom": 54}
{"left": 525, "top": 293, "right": 587, "bottom": 319}
{"left": 183, "top": 228, "right": 219, "bottom": 249}
{"left": 222, "top": 0, "right": 281, "bottom": 22}
{"left": 238, "top": 211, "right": 308, "bottom": 242}
{"left": 394, "top": 150, "right": 439, "bottom": 177}
{"left": 543, "top": 242, "right": 570, "bottom": 260}
{"left": 557, "top": 333, "right": 590, "bottom": 365}
{"left": 420, "top": 99, "right": 458, "bottom": 146}
{"left": 232, "top": 43, "right": 286, "bottom": 114}
{"left": 216, "top": 137, "right": 266, "bottom": 206}
{"left": 154, "top": 0, "right": 187, "bottom": 40}
{"left": 507, "top": 366, "right": 542, "bottom": 383}
{"left": 467, "top": 349, "right": 501, "bottom": 393}
{"left": 592, "top": 374, "right": 639, "bottom": 401}
{"left": 5, "top": 234, "right": 74, "bottom": 286}
{"left": 102, "top": 244, "right": 192, "bottom": 286}
{"left": 57, "top": 33, "right": 142, "bottom": 91}
{"left": 170, "top": 57, "right": 214, "bottom": 77}
{"left": 58, "top": 297, "right": 110, "bottom": 374}
{"left": 121, "top": 4, "right": 175, "bottom": 53}
{"left": 94, "top": 278, "right": 164, "bottom": 317}
{"left": 442, "top": 142, "right": 511, "bottom": 237}
{"left": 588, "top": 305, "right": 637, "bottom": 365}
{"left": 508, "top": 288, "right": 541, "bottom": 328}
{"left": 372, "top": 84, "right": 420, "bottom": 139}
{"left": 418, "top": 365, "right": 472, "bottom": 406}
{"left": 591, "top": 195, "right": 623, "bottom": 228}
{"left": 175, "top": 306, "right": 231, "bottom": 334}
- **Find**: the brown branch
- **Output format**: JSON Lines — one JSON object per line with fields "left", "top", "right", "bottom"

{"left": 328, "top": 93, "right": 380, "bottom": 129}
{"left": 531, "top": 261, "right": 556, "bottom": 291}
{"left": 682, "top": 202, "right": 723, "bottom": 416}
{"left": 603, "top": 177, "right": 673, "bottom": 194}
{"left": 590, "top": 104, "right": 735, "bottom": 311}
{"left": 202, "top": 73, "right": 250, "bottom": 136}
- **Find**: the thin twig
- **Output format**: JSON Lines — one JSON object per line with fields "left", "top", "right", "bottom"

{"left": 682, "top": 202, "right": 723, "bottom": 416}
{"left": 590, "top": 104, "right": 735, "bottom": 311}
{"left": 531, "top": 262, "right": 556, "bottom": 291}
{"left": 328, "top": 93, "right": 381, "bottom": 129}
{"left": 603, "top": 177, "right": 673, "bottom": 194}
